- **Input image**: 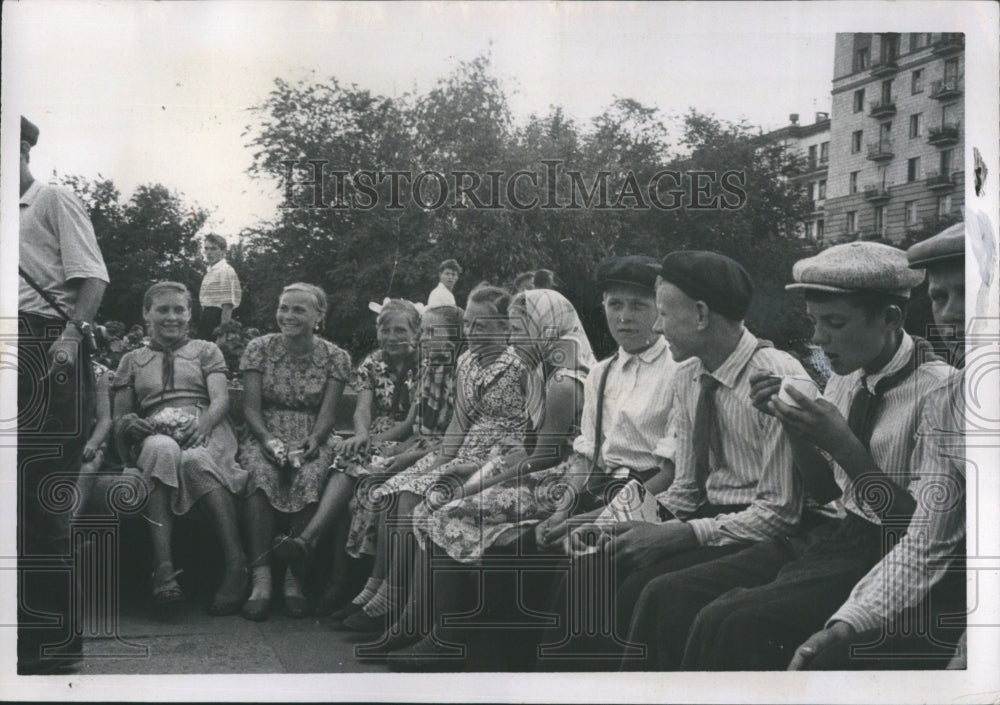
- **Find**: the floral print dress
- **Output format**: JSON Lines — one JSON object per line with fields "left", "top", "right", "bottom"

{"left": 238, "top": 334, "right": 352, "bottom": 513}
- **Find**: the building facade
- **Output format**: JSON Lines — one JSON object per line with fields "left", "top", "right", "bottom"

{"left": 767, "top": 113, "right": 831, "bottom": 242}
{"left": 823, "top": 32, "right": 964, "bottom": 244}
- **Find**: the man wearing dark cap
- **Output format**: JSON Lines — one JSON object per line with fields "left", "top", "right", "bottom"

{"left": 18, "top": 116, "right": 108, "bottom": 674}
{"left": 627, "top": 241, "right": 954, "bottom": 671}
{"left": 787, "top": 224, "right": 968, "bottom": 670}
{"left": 592, "top": 250, "right": 807, "bottom": 670}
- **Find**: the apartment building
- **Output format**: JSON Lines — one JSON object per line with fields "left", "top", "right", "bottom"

{"left": 767, "top": 112, "right": 831, "bottom": 242}
{"left": 823, "top": 32, "right": 964, "bottom": 244}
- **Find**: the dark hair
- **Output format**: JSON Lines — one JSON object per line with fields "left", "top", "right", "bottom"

{"left": 467, "top": 285, "right": 511, "bottom": 316}
{"left": 204, "top": 233, "right": 227, "bottom": 251}
{"left": 143, "top": 281, "right": 192, "bottom": 312}
{"left": 804, "top": 290, "right": 909, "bottom": 321}
{"left": 533, "top": 268, "right": 556, "bottom": 289}
{"left": 514, "top": 271, "right": 535, "bottom": 288}
{"left": 439, "top": 258, "right": 462, "bottom": 275}
{"left": 421, "top": 305, "right": 464, "bottom": 344}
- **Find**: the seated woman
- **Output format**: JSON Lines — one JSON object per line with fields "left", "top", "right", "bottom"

{"left": 331, "top": 305, "right": 463, "bottom": 626}
{"left": 238, "top": 283, "right": 351, "bottom": 621}
{"left": 366, "top": 288, "right": 596, "bottom": 660}
{"left": 270, "top": 299, "right": 420, "bottom": 588}
{"left": 112, "top": 282, "right": 248, "bottom": 615}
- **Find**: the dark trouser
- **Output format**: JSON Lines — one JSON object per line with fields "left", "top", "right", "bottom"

{"left": 18, "top": 313, "right": 95, "bottom": 673}
{"left": 533, "top": 503, "right": 750, "bottom": 671}
{"left": 628, "top": 513, "right": 887, "bottom": 671}
{"left": 807, "top": 553, "right": 966, "bottom": 670}
{"left": 197, "top": 306, "right": 222, "bottom": 340}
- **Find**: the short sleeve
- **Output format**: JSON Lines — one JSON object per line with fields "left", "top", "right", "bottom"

{"left": 241, "top": 336, "right": 266, "bottom": 373}
{"left": 199, "top": 342, "right": 229, "bottom": 377}
{"left": 354, "top": 352, "right": 379, "bottom": 391}
{"left": 111, "top": 353, "right": 135, "bottom": 389}
{"left": 327, "top": 344, "right": 351, "bottom": 384}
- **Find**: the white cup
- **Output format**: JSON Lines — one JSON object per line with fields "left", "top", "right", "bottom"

{"left": 778, "top": 376, "right": 819, "bottom": 408}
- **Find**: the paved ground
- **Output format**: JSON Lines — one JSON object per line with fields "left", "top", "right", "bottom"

{"left": 77, "top": 601, "right": 389, "bottom": 675}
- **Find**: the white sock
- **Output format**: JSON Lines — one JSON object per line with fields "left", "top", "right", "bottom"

{"left": 249, "top": 565, "right": 271, "bottom": 601}
{"left": 362, "top": 582, "right": 392, "bottom": 617}
{"left": 352, "top": 577, "right": 383, "bottom": 606}
{"left": 284, "top": 570, "right": 305, "bottom": 599}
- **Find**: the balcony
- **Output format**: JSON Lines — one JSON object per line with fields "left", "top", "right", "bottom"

{"left": 930, "top": 77, "right": 963, "bottom": 100}
{"left": 863, "top": 185, "right": 891, "bottom": 204}
{"left": 869, "top": 100, "right": 896, "bottom": 119}
{"left": 932, "top": 34, "right": 964, "bottom": 55}
{"left": 870, "top": 59, "right": 899, "bottom": 78}
{"left": 867, "top": 140, "right": 894, "bottom": 162}
{"left": 807, "top": 199, "right": 825, "bottom": 214}
{"left": 925, "top": 172, "right": 954, "bottom": 190}
{"left": 927, "top": 123, "right": 960, "bottom": 146}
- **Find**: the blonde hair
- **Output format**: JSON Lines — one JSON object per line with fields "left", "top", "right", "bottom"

{"left": 143, "top": 281, "right": 191, "bottom": 312}
{"left": 377, "top": 299, "right": 421, "bottom": 335}
{"left": 280, "top": 283, "right": 328, "bottom": 330}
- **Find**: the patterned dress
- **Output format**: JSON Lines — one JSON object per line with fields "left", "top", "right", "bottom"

{"left": 238, "top": 334, "right": 352, "bottom": 513}
{"left": 379, "top": 347, "right": 530, "bottom": 502}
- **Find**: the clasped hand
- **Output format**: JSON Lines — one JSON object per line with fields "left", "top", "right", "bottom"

{"left": 749, "top": 372, "right": 851, "bottom": 454}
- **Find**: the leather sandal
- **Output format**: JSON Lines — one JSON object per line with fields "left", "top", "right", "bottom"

{"left": 152, "top": 563, "right": 184, "bottom": 606}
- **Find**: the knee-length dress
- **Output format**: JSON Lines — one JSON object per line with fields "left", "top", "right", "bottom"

{"left": 238, "top": 334, "right": 352, "bottom": 513}
{"left": 112, "top": 340, "right": 247, "bottom": 516}
{"left": 380, "top": 347, "right": 530, "bottom": 508}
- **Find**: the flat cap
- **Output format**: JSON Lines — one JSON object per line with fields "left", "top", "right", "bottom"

{"left": 594, "top": 255, "right": 661, "bottom": 293}
{"left": 659, "top": 250, "right": 754, "bottom": 320}
{"left": 907, "top": 222, "right": 965, "bottom": 269}
{"left": 21, "top": 116, "right": 39, "bottom": 147}
{"left": 786, "top": 241, "right": 924, "bottom": 298}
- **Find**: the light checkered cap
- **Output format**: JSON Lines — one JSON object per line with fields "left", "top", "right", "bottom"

{"left": 906, "top": 222, "right": 964, "bottom": 269}
{"left": 786, "top": 241, "right": 925, "bottom": 298}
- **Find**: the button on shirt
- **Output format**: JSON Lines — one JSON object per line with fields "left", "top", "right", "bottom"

{"left": 572, "top": 335, "right": 678, "bottom": 473}
{"left": 19, "top": 181, "right": 109, "bottom": 316}
{"left": 828, "top": 373, "right": 965, "bottom": 632}
{"left": 199, "top": 258, "right": 242, "bottom": 309}
{"left": 658, "top": 328, "right": 807, "bottom": 546}
{"left": 427, "top": 282, "right": 457, "bottom": 308}
{"left": 821, "top": 333, "right": 954, "bottom": 525}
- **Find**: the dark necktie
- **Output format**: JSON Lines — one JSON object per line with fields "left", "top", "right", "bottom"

{"left": 148, "top": 337, "right": 190, "bottom": 391}
{"left": 692, "top": 373, "right": 721, "bottom": 495}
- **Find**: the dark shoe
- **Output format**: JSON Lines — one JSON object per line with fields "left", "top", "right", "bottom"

{"left": 241, "top": 596, "right": 270, "bottom": 622}
{"left": 329, "top": 601, "right": 364, "bottom": 621}
{"left": 387, "top": 634, "right": 466, "bottom": 672}
{"left": 341, "top": 609, "right": 387, "bottom": 633}
{"left": 284, "top": 595, "right": 309, "bottom": 619}
{"left": 209, "top": 567, "right": 249, "bottom": 616}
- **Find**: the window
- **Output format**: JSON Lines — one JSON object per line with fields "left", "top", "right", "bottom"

{"left": 852, "top": 130, "right": 863, "bottom": 153}
{"left": 874, "top": 205, "right": 886, "bottom": 235}
{"left": 817, "top": 179, "right": 827, "bottom": 200}
{"left": 820, "top": 141, "right": 829, "bottom": 163}
{"left": 854, "top": 89, "right": 865, "bottom": 113}
{"left": 882, "top": 34, "right": 899, "bottom": 62}
{"left": 940, "top": 149, "right": 953, "bottom": 177}
{"left": 808, "top": 145, "right": 817, "bottom": 168}
{"left": 909, "top": 113, "right": 922, "bottom": 138}
{"left": 880, "top": 122, "right": 892, "bottom": 142}
{"left": 942, "top": 102, "right": 958, "bottom": 127}
{"left": 816, "top": 220, "right": 824, "bottom": 241}
{"left": 908, "top": 157, "right": 921, "bottom": 182}
{"left": 905, "top": 200, "right": 918, "bottom": 226}
{"left": 881, "top": 79, "right": 893, "bottom": 103}
{"left": 855, "top": 47, "right": 870, "bottom": 71}
{"left": 847, "top": 211, "right": 858, "bottom": 233}
{"left": 944, "top": 58, "right": 959, "bottom": 84}
{"left": 911, "top": 69, "right": 924, "bottom": 94}
{"left": 937, "top": 194, "right": 952, "bottom": 219}
{"left": 909, "top": 33, "right": 930, "bottom": 51}
{"left": 850, "top": 171, "right": 859, "bottom": 194}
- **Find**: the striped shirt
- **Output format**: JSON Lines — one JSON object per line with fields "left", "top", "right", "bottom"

{"left": 828, "top": 373, "right": 965, "bottom": 632}
{"left": 572, "top": 335, "right": 678, "bottom": 473}
{"left": 822, "top": 332, "right": 954, "bottom": 524}
{"left": 199, "top": 258, "right": 242, "bottom": 308}
{"left": 658, "top": 328, "right": 806, "bottom": 546}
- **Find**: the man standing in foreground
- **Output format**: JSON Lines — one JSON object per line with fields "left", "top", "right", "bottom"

{"left": 18, "top": 116, "right": 109, "bottom": 674}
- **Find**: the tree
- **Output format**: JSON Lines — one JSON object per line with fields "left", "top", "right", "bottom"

{"left": 60, "top": 176, "right": 210, "bottom": 326}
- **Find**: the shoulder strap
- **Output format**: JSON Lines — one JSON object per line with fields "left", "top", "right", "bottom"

{"left": 19, "top": 266, "right": 71, "bottom": 321}
{"left": 590, "top": 351, "right": 619, "bottom": 474}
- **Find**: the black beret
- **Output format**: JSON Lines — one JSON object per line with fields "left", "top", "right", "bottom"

{"left": 594, "top": 255, "right": 661, "bottom": 293}
{"left": 21, "top": 116, "right": 39, "bottom": 147}
{"left": 659, "top": 250, "right": 754, "bottom": 320}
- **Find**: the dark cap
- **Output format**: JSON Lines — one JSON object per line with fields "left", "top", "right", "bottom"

{"left": 594, "top": 255, "right": 661, "bottom": 293}
{"left": 907, "top": 222, "right": 964, "bottom": 269}
{"left": 21, "top": 116, "right": 39, "bottom": 147}
{"left": 659, "top": 250, "right": 754, "bottom": 320}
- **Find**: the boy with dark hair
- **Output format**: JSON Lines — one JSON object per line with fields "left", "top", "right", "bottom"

{"left": 428, "top": 258, "right": 462, "bottom": 307}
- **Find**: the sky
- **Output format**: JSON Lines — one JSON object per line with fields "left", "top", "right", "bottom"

{"left": 4, "top": 2, "right": 839, "bottom": 239}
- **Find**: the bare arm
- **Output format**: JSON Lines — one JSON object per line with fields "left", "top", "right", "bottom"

{"left": 220, "top": 304, "right": 233, "bottom": 324}
{"left": 242, "top": 370, "right": 274, "bottom": 444}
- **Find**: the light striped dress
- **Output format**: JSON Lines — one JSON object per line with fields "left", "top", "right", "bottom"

{"left": 657, "top": 328, "right": 808, "bottom": 545}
